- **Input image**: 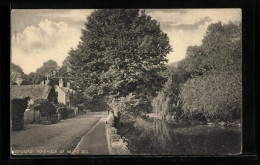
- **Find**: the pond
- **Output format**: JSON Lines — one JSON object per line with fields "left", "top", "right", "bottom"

{"left": 117, "top": 117, "right": 242, "bottom": 155}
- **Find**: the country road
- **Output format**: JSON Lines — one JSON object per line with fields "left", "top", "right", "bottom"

{"left": 11, "top": 113, "right": 107, "bottom": 155}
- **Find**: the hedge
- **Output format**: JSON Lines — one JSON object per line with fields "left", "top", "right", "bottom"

{"left": 11, "top": 98, "right": 29, "bottom": 131}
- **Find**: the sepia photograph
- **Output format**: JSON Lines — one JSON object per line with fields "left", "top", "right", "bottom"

{"left": 10, "top": 9, "right": 242, "bottom": 156}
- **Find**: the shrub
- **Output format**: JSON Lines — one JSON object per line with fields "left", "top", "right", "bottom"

{"left": 179, "top": 71, "right": 242, "bottom": 121}
{"left": 33, "top": 99, "right": 56, "bottom": 118}
{"left": 55, "top": 104, "right": 75, "bottom": 119}
{"left": 11, "top": 97, "right": 30, "bottom": 131}
{"left": 67, "top": 108, "right": 76, "bottom": 118}
{"left": 55, "top": 103, "right": 68, "bottom": 119}
{"left": 49, "top": 114, "right": 59, "bottom": 124}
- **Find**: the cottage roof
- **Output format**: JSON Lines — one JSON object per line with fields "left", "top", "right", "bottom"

{"left": 11, "top": 85, "right": 52, "bottom": 100}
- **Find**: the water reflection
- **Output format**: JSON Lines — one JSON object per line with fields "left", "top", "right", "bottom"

{"left": 152, "top": 118, "right": 172, "bottom": 148}
{"left": 129, "top": 117, "right": 241, "bottom": 155}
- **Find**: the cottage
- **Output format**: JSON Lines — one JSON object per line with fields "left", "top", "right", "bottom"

{"left": 11, "top": 84, "right": 56, "bottom": 103}
{"left": 11, "top": 84, "right": 57, "bottom": 123}
{"left": 55, "top": 78, "right": 75, "bottom": 107}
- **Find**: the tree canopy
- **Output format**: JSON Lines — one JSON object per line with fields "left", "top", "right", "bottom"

{"left": 36, "top": 60, "right": 58, "bottom": 76}
{"left": 22, "top": 60, "right": 59, "bottom": 85}
{"left": 178, "top": 22, "right": 242, "bottom": 121}
{"left": 68, "top": 9, "right": 172, "bottom": 110}
{"left": 152, "top": 22, "right": 242, "bottom": 122}
{"left": 11, "top": 63, "right": 24, "bottom": 85}
{"left": 178, "top": 22, "right": 242, "bottom": 76}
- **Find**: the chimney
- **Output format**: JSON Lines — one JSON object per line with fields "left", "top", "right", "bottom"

{"left": 59, "top": 77, "right": 63, "bottom": 87}
{"left": 45, "top": 75, "right": 49, "bottom": 85}
{"left": 67, "top": 81, "right": 70, "bottom": 89}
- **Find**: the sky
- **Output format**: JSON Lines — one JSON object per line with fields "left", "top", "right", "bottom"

{"left": 11, "top": 9, "right": 241, "bottom": 74}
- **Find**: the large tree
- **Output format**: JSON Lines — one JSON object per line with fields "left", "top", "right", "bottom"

{"left": 36, "top": 60, "right": 58, "bottom": 76}
{"left": 57, "top": 56, "right": 72, "bottom": 86}
{"left": 179, "top": 22, "right": 242, "bottom": 121}
{"left": 69, "top": 9, "right": 172, "bottom": 104}
{"left": 21, "top": 72, "right": 45, "bottom": 85}
{"left": 22, "top": 60, "right": 59, "bottom": 85}
{"left": 152, "top": 22, "right": 242, "bottom": 120}
{"left": 11, "top": 63, "right": 24, "bottom": 85}
{"left": 178, "top": 22, "right": 242, "bottom": 75}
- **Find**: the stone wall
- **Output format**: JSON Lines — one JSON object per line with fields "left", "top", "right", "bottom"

{"left": 106, "top": 114, "right": 131, "bottom": 155}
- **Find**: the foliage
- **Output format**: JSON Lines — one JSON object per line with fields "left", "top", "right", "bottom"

{"left": 77, "top": 103, "right": 86, "bottom": 111}
{"left": 163, "top": 68, "right": 190, "bottom": 100}
{"left": 11, "top": 97, "right": 30, "bottom": 130}
{"left": 178, "top": 22, "right": 242, "bottom": 121}
{"left": 201, "top": 22, "right": 242, "bottom": 72}
{"left": 11, "top": 63, "right": 24, "bottom": 85}
{"left": 33, "top": 99, "right": 56, "bottom": 117}
{"left": 21, "top": 72, "right": 44, "bottom": 85}
{"left": 55, "top": 103, "right": 75, "bottom": 119}
{"left": 152, "top": 22, "right": 242, "bottom": 121}
{"left": 22, "top": 60, "right": 59, "bottom": 85}
{"left": 179, "top": 71, "right": 242, "bottom": 121}
{"left": 55, "top": 103, "right": 68, "bottom": 119}
{"left": 58, "top": 56, "right": 72, "bottom": 78}
{"left": 12, "top": 98, "right": 29, "bottom": 118}
{"left": 84, "top": 98, "right": 108, "bottom": 111}
{"left": 177, "top": 46, "right": 205, "bottom": 76}
{"left": 68, "top": 9, "right": 172, "bottom": 114}
{"left": 108, "top": 93, "right": 152, "bottom": 116}
{"left": 75, "top": 92, "right": 84, "bottom": 104}
{"left": 152, "top": 91, "right": 172, "bottom": 116}
{"left": 48, "top": 87, "right": 58, "bottom": 104}
{"left": 178, "top": 22, "right": 242, "bottom": 75}
{"left": 152, "top": 65, "right": 190, "bottom": 116}
{"left": 36, "top": 60, "right": 58, "bottom": 76}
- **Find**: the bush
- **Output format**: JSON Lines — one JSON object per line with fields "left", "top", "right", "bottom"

{"left": 67, "top": 108, "right": 76, "bottom": 118}
{"left": 55, "top": 104, "right": 75, "bottom": 119}
{"left": 55, "top": 104, "right": 67, "bottom": 119}
{"left": 179, "top": 71, "right": 242, "bottom": 121}
{"left": 77, "top": 104, "right": 85, "bottom": 111}
{"left": 11, "top": 97, "right": 30, "bottom": 131}
{"left": 50, "top": 114, "right": 59, "bottom": 124}
{"left": 33, "top": 99, "right": 56, "bottom": 118}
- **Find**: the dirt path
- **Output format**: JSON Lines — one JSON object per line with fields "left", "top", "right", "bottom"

{"left": 11, "top": 114, "right": 104, "bottom": 155}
